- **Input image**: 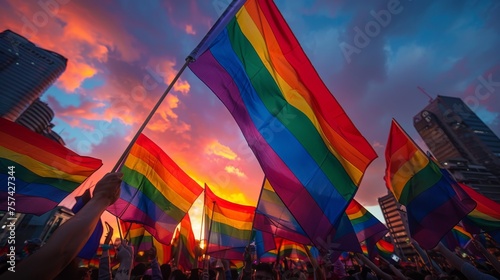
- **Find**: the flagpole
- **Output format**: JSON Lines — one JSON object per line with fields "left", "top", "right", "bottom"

{"left": 111, "top": 58, "right": 193, "bottom": 173}
{"left": 203, "top": 200, "right": 216, "bottom": 270}
{"left": 249, "top": 176, "right": 266, "bottom": 245}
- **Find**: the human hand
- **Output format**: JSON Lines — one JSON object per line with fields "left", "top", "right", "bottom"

{"left": 147, "top": 246, "right": 157, "bottom": 260}
{"left": 93, "top": 172, "right": 122, "bottom": 205}
{"left": 115, "top": 239, "right": 134, "bottom": 280}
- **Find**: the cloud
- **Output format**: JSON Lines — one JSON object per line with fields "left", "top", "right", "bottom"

{"left": 224, "top": 165, "right": 246, "bottom": 178}
{"left": 185, "top": 24, "right": 196, "bottom": 35}
{"left": 205, "top": 140, "right": 238, "bottom": 160}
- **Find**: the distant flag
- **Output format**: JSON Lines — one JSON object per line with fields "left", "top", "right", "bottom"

{"left": 346, "top": 199, "right": 388, "bottom": 243}
{"left": 172, "top": 214, "right": 197, "bottom": 271}
{"left": 189, "top": 0, "right": 377, "bottom": 249}
{"left": 204, "top": 184, "right": 255, "bottom": 260}
{"left": 0, "top": 118, "right": 102, "bottom": 215}
{"left": 277, "top": 238, "right": 309, "bottom": 261}
{"left": 72, "top": 189, "right": 104, "bottom": 259}
{"left": 108, "top": 134, "right": 203, "bottom": 244}
{"left": 361, "top": 243, "right": 369, "bottom": 256}
{"left": 121, "top": 221, "right": 154, "bottom": 252}
{"left": 121, "top": 221, "right": 172, "bottom": 265}
{"left": 458, "top": 183, "right": 500, "bottom": 242}
{"left": 374, "top": 239, "right": 395, "bottom": 261}
{"left": 384, "top": 119, "right": 476, "bottom": 249}
{"left": 441, "top": 225, "right": 472, "bottom": 251}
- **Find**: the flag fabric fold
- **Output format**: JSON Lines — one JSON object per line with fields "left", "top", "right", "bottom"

{"left": 346, "top": 199, "right": 388, "bottom": 243}
{"left": 384, "top": 119, "right": 476, "bottom": 249}
{"left": 253, "top": 179, "right": 311, "bottom": 245}
{"left": 204, "top": 184, "right": 255, "bottom": 259}
{"left": 107, "top": 133, "right": 203, "bottom": 244}
{"left": 0, "top": 118, "right": 102, "bottom": 215}
{"left": 459, "top": 183, "right": 500, "bottom": 242}
{"left": 189, "top": 0, "right": 377, "bottom": 249}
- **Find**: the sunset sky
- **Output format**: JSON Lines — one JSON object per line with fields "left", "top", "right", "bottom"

{"left": 1, "top": 0, "right": 499, "bottom": 240}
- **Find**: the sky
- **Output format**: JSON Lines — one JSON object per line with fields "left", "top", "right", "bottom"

{"left": 1, "top": 0, "right": 500, "bottom": 241}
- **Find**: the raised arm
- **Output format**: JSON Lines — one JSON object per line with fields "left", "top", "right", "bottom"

{"left": 1, "top": 172, "right": 122, "bottom": 280}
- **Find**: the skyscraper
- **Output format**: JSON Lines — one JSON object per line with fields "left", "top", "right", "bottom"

{"left": 16, "top": 98, "right": 65, "bottom": 145}
{"left": 378, "top": 192, "right": 417, "bottom": 260}
{"left": 413, "top": 95, "right": 500, "bottom": 181}
{"left": 0, "top": 29, "right": 67, "bottom": 121}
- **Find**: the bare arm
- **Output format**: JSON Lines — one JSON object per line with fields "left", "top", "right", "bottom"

{"left": 2, "top": 172, "right": 122, "bottom": 280}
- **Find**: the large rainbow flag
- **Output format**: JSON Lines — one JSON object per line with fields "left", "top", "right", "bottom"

{"left": 0, "top": 118, "right": 102, "bottom": 215}
{"left": 108, "top": 134, "right": 203, "bottom": 244}
{"left": 204, "top": 184, "right": 255, "bottom": 259}
{"left": 346, "top": 199, "right": 388, "bottom": 243}
{"left": 384, "top": 119, "right": 476, "bottom": 249}
{"left": 459, "top": 183, "right": 500, "bottom": 242}
{"left": 189, "top": 0, "right": 377, "bottom": 249}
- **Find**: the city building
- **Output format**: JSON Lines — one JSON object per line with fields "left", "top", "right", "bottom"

{"left": 0, "top": 207, "right": 73, "bottom": 250}
{"left": 413, "top": 95, "right": 500, "bottom": 198}
{"left": 442, "top": 159, "right": 500, "bottom": 203}
{"left": 16, "top": 98, "right": 65, "bottom": 145}
{"left": 378, "top": 192, "right": 418, "bottom": 261}
{"left": 0, "top": 29, "right": 67, "bottom": 121}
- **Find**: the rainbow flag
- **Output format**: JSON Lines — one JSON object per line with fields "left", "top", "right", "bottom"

{"left": 108, "top": 134, "right": 203, "bottom": 244}
{"left": 254, "top": 229, "right": 277, "bottom": 262}
{"left": 277, "top": 238, "right": 309, "bottom": 261}
{"left": 384, "top": 119, "right": 476, "bottom": 249}
{"left": 172, "top": 214, "right": 197, "bottom": 271}
{"left": 441, "top": 225, "right": 472, "bottom": 251}
{"left": 374, "top": 239, "right": 394, "bottom": 261}
{"left": 122, "top": 222, "right": 154, "bottom": 252}
{"left": 254, "top": 179, "right": 311, "bottom": 245}
{"left": 121, "top": 221, "right": 172, "bottom": 265}
{"left": 346, "top": 199, "right": 388, "bottom": 243}
{"left": 189, "top": 0, "right": 377, "bottom": 249}
{"left": 459, "top": 183, "right": 500, "bottom": 242}
{"left": 361, "top": 243, "right": 369, "bottom": 256}
{"left": 0, "top": 118, "right": 102, "bottom": 215}
{"left": 204, "top": 184, "right": 255, "bottom": 259}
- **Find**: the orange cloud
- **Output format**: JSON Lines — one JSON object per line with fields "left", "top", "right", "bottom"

{"left": 224, "top": 165, "right": 246, "bottom": 178}
{"left": 185, "top": 24, "right": 196, "bottom": 35}
{"left": 151, "top": 59, "right": 191, "bottom": 94}
{"left": 205, "top": 140, "right": 238, "bottom": 160}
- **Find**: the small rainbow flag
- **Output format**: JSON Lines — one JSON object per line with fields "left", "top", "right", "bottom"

{"left": 108, "top": 134, "right": 203, "bottom": 244}
{"left": 121, "top": 221, "right": 172, "bottom": 265}
{"left": 459, "top": 183, "right": 500, "bottom": 242}
{"left": 346, "top": 199, "right": 388, "bottom": 243}
{"left": 204, "top": 184, "right": 255, "bottom": 260}
{"left": 0, "top": 118, "right": 102, "bottom": 215}
{"left": 384, "top": 119, "right": 476, "bottom": 249}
